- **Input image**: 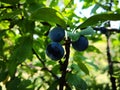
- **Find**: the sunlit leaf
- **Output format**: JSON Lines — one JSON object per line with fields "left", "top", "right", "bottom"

{"left": 77, "top": 13, "right": 120, "bottom": 28}
{"left": 71, "top": 63, "right": 81, "bottom": 74}
{"left": 77, "top": 61, "right": 89, "bottom": 75}
{"left": 30, "top": 8, "right": 66, "bottom": 28}
{"left": 52, "top": 65, "right": 60, "bottom": 74}
{"left": 87, "top": 45, "right": 101, "bottom": 53}
{"left": 90, "top": 4, "right": 99, "bottom": 14}
{"left": 49, "top": 0, "right": 59, "bottom": 7}
{"left": 82, "top": 0, "right": 94, "bottom": 9}
{"left": 87, "top": 62, "right": 99, "bottom": 70}
{"left": 8, "top": 35, "right": 33, "bottom": 76}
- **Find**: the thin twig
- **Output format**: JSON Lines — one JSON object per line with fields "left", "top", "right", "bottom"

{"left": 32, "top": 48, "right": 45, "bottom": 67}
{"left": 32, "top": 48, "right": 59, "bottom": 80}
{"left": 93, "top": 27, "right": 120, "bottom": 33}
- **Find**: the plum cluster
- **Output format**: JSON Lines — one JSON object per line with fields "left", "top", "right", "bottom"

{"left": 46, "top": 27, "right": 89, "bottom": 61}
{"left": 46, "top": 27, "right": 65, "bottom": 60}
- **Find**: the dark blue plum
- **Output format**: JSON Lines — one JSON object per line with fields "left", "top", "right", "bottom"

{"left": 72, "top": 36, "right": 88, "bottom": 51}
{"left": 49, "top": 27, "right": 65, "bottom": 42}
{"left": 46, "top": 42, "right": 64, "bottom": 60}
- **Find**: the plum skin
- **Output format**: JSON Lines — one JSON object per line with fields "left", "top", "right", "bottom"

{"left": 46, "top": 42, "right": 64, "bottom": 60}
{"left": 49, "top": 27, "right": 65, "bottom": 42}
{"left": 72, "top": 36, "right": 88, "bottom": 51}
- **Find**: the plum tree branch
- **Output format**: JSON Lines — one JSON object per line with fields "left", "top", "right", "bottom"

{"left": 106, "top": 1, "right": 117, "bottom": 89}
{"left": 106, "top": 35, "right": 116, "bottom": 90}
{"left": 59, "top": 38, "right": 71, "bottom": 90}
{"left": 93, "top": 27, "right": 120, "bottom": 33}
{"left": 79, "top": 27, "right": 120, "bottom": 33}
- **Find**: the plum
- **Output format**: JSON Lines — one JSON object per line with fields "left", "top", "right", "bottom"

{"left": 46, "top": 42, "right": 64, "bottom": 60}
{"left": 49, "top": 27, "right": 65, "bottom": 42}
{"left": 72, "top": 35, "right": 88, "bottom": 51}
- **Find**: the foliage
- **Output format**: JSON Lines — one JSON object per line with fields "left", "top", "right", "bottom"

{"left": 0, "top": 0, "right": 120, "bottom": 90}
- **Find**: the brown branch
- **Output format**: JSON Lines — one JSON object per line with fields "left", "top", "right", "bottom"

{"left": 59, "top": 38, "right": 71, "bottom": 90}
{"left": 93, "top": 27, "right": 120, "bottom": 33}
{"left": 106, "top": 1, "right": 117, "bottom": 89}
{"left": 79, "top": 27, "right": 120, "bottom": 33}
{"left": 106, "top": 30, "right": 117, "bottom": 90}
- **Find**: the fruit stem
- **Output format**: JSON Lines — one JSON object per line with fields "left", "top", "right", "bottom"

{"left": 59, "top": 38, "right": 71, "bottom": 90}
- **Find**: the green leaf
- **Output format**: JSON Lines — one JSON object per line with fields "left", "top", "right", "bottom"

{"left": 0, "top": 61, "right": 8, "bottom": 82}
{"left": 30, "top": 8, "right": 66, "bottom": 28}
{"left": 17, "top": 19, "right": 35, "bottom": 34}
{"left": 50, "top": 0, "right": 59, "bottom": 7}
{"left": 87, "top": 62, "right": 99, "bottom": 70}
{"left": 48, "top": 80, "right": 59, "bottom": 90}
{"left": 79, "top": 27, "right": 95, "bottom": 35}
{"left": 77, "top": 13, "right": 120, "bottom": 28}
{"left": 0, "top": 71, "right": 8, "bottom": 82}
{"left": 67, "top": 27, "right": 94, "bottom": 41}
{"left": 66, "top": 73, "right": 87, "bottom": 90}
{"left": 67, "top": 31, "right": 80, "bottom": 41}
{"left": 77, "top": 61, "right": 89, "bottom": 75}
{"left": 8, "top": 35, "right": 33, "bottom": 76}
{"left": 72, "top": 52, "right": 89, "bottom": 75}
{"left": 90, "top": 4, "right": 99, "bottom": 14}
{"left": 71, "top": 63, "right": 81, "bottom": 73}
{"left": 0, "top": 0, "right": 19, "bottom": 4}
{"left": 18, "top": 80, "right": 34, "bottom": 90}
{"left": 6, "top": 77, "right": 21, "bottom": 90}
{"left": 0, "top": 38, "right": 4, "bottom": 56}
{"left": 87, "top": 45, "right": 101, "bottom": 53}
{"left": 0, "top": 30, "right": 6, "bottom": 38}
{"left": 52, "top": 65, "right": 60, "bottom": 74}
{"left": 0, "top": 10, "right": 22, "bottom": 21}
